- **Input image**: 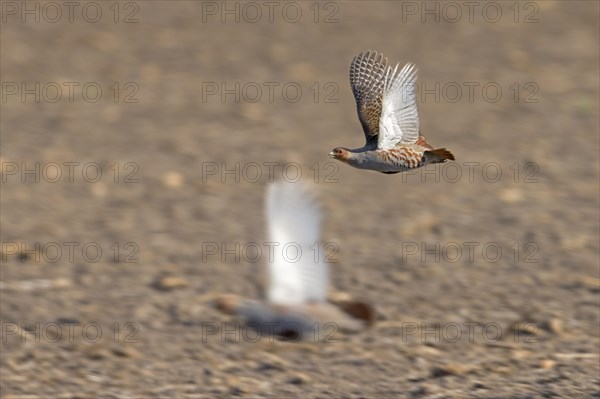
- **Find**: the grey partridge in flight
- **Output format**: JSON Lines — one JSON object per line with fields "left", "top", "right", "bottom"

{"left": 330, "top": 50, "right": 454, "bottom": 174}
{"left": 216, "top": 180, "right": 374, "bottom": 341}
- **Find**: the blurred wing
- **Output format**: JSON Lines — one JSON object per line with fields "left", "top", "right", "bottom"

{"left": 265, "top": 181, "right": 328, "bottom": 306}
{"left": 349, "top": 51, "right": 389, "bottom": 146}
{"left": 377, "top": 63, "right": 420, "bottom": 150}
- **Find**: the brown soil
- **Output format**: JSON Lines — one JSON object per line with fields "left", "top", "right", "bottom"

{"left": 1, "top": 1, "right": 599, "bottom": 398}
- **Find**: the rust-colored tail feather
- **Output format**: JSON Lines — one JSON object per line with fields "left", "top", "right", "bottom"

{"left": 415, "top": 135, "right": 434, "bottom": 150}
{"left": 340, "top": 301, "right": 376, "bottom": 326}
{"left": 426, "top": 148, "right": 455, "bottom": 163}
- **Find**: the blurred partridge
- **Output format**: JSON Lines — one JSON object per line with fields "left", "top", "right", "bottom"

{"left": 216, "top": 180, "right": 374, "bottom": 341}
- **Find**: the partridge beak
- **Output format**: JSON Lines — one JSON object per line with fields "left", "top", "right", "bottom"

{"left": 328, "top": 151, "right": 335, "bottom": 158}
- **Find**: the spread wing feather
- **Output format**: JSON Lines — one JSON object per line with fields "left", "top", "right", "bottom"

{"left": 349, "top": 51, "right": 389, "bottom": 146}
{"left": 265, "top": 181, "right": 328, "bottom": 305}
{"left": 377, "top": 62, "right": 420, "bottom": 149}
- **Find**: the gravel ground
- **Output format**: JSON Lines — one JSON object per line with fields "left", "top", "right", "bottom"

{"left": 1, "top": 1, "right": 599, "bottom": 398}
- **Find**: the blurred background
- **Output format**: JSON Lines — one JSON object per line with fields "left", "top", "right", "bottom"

{"left": 1, "top": 1, "right": 599, "bottom": 397}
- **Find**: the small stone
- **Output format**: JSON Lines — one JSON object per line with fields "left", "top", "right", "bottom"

{"left": 409, "top": 386, "right": 427, "bottom": 397}
{"left": 229, "top": 386, "right": 244, "bottom": 396}
{"left": 539, "top": 359, "right": 556, "bottom": 369}
{"left": 152, "top": 275, "right": 188, "bottom": 291}
{"left": 52, "top": 278, "right": 72, "bottom": 289}
{"left": 578, "top": 276, "right": 600, "bottom": 290}
{"left": 407, "top": 375, "right": 424, "bottom": 382}
{"left": 512, "top": 349, "right": 531, "bottom": 360}
{"left": 90, "top": 181, "right": 108, "bottom": 198}
{"left": 430, "top": 363, "right": 474, "bottom": 378}
{"left": 163, "top": 171, "right": 184, "bottom": 188}
{"left": 5, "top": 357, "right": 23, "bottom": 372}
{"left": 225, "top": 376, "right": 256, "bottom": 395}
{"left": 417, "top": 345, "right": 441, "bottom": 356}
{"left": 257, "top": 352, "right": 288, "bottom": 371}
{"left": 84, "top": 345, "right": 109, "bottom": 360}
{"left": 495, "top": 365, "right": 514, "bottom": 375}
{"left": 511, "top": 322, "right": 540, "bottom": 339}
{"left": 286, "top": 372, "right": 310, "bottom": 385}
{"left": 392, "top": 272, "right": 411, "bottom": 283}
{"left": 328, "top": 290, "right": 352, "bottom": 304}
{"left": 561, "top": 235, "right": 589, "bottom": 250}
{"left": 547, "top": 318, "right": 564, "bottom": 335}
{"left": 430, "top": 367, "right": 452, "bottom": 378}
{"left": 500, "top": 187, "right": 523, "bottom": 203}
{"left": 112, "top": 345, "right": 140, "bottom": 358}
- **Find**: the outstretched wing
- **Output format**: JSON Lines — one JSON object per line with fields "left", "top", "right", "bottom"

{"left": 377, "top": 63, "right": 420, "bottom": 150}
{"left": 349, "top": 51, "right": 389, "bottom": 147}
{"left": 265, "top": 181, "right": 328, "bottom": 306}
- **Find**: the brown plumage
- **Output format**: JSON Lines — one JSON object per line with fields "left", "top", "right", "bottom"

{"left": 330, "top": 50, "right": 455, "bottom": 174}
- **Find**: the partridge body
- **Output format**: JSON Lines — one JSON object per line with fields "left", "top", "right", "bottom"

{"left": 330, "top": 51, "right": 454, "bottom": 174}
{"left": 216, "top": 181, "right": 374, "bottom": 341}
